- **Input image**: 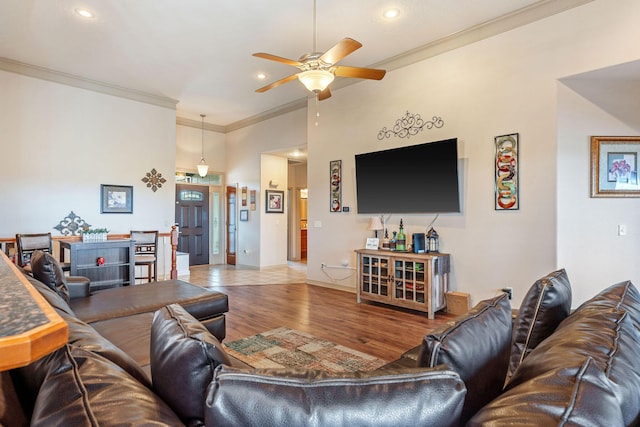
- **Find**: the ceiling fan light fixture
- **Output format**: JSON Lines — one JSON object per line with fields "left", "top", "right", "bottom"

{"left": 298, "top": 69, "right": 334, "bottom": 93}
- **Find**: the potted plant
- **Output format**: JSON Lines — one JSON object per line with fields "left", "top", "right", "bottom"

{"left": 81, "top": 227, "right": 109, "bottom": 242}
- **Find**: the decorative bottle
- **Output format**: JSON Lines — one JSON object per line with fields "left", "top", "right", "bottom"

{"left": 382, "top": 228, "right": 390, "bottom": 250}
{"left": 396, "top": 219, "right": 406, "bottom": 251}
{"left": 390, "top": 231, "right": 397, "bottom": 251}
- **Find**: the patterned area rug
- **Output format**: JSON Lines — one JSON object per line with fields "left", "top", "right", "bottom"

{"left": 223, "top": 327, "right": 387, "bottom": 373}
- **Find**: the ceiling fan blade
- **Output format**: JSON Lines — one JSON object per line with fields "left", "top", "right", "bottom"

{"left": 317, "top": 86, "right": 332, "bottom": 101}
{"left": 320, "top": 38, "right": 362, "bottom": 65}
{"left": 252, "top": 52, "right": 302, "bottom": 67}
{"left": 334, "top": 65, "right": 386, "bottom": 80}
{"left": 255, "top": 74, "right": 300, "bottom": 93}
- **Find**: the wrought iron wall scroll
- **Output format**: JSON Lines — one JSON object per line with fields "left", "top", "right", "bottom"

{"left": 377, "top": 111, "right": 444, "bottom": 140}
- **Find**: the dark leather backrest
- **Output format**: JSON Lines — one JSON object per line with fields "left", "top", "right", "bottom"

{"left": 151, "top": 304, "right": 231, "bottom": 425}
{"left": 29, "top": 250, "right": 69, "bottom": 303}
{"left": 206, "top": 365, "right": 466, "bottom": 427}
{"left": 417, "top": 292, "right": 512, "bottom": 424}
{"left": 504, "top": 281, "right": 640, "bottom": 426}
{"left": 509, "top": 268, "right": 572, "bottom": 377}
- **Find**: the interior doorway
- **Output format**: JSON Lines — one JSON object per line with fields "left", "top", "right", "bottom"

{"left": 226, "top": 185, "right": 237, "bottom": 265}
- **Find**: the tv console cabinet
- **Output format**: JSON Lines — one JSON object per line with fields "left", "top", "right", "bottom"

{"left": 355, "top": 249, "right": 449, "bottom": 319}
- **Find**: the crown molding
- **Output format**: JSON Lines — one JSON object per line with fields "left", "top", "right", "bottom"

{"left": 176, "top": 116, "right": 226, "bottom": 133}
{"left": 0, "top": 57, "right": 178, "bottom": 110}
{"left": 372, "top": 0, "right": 594, "bottom": 72}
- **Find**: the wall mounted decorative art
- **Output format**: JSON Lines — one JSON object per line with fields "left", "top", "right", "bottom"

{"left": 377, "top": 111, "right": 444, "bottom": 140}
{"left": 330, "top": 160, "right": 342, "bottom": 212}
{"left": 590, "top": 136, "right": 640, "bottom": 198}
{"left": 101, "top": 184, "right": 133, "bottom": 214}
{"left": 141, "top": 168, "right": 167, "bottom": 192}
{"left": 265, "top": 190, "right": 284, "bottom": 213}
{"left": 53, "top": 211, "right": 91, "bottom": 236}
{"left": 240, "top": 209, "right": 249, "bottom": 221}
{"left": 495, "top": 133, "right": 519, "bottom": 210}
{"left": 241, "top": 186, "right": 247, "bottom": 206}
{"left": 250, "top": 190, "right": 256, "bottom": 210}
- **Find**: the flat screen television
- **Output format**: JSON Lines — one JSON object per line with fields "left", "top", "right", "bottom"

{"left": 355, "top": 138, "right": 460, "bottom": 214}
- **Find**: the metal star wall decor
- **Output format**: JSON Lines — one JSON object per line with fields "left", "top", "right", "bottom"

{"left": 141, "top": 168, "right": 167, "bottom": 192}
{"left": 377, "top": 111, "right": 444, "bottom": 140}
{"left": 53, "top": 211, "right": 91, "bottom": 236}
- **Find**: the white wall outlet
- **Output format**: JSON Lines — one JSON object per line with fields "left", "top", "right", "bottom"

{"left": 618, "top": 224, "right": 627, "bottom": 236}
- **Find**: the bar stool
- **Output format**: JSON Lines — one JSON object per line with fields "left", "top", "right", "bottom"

{"left": 16, "top": 232, "right": 71, "bottom": 273}
{"left": 131, "top": 230, "right": 158, "bottom": 283}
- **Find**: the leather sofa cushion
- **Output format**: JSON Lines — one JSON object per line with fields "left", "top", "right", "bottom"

{"left": 151, "top": 304, "right": 231, "bottom": 425}
{"left": 29, "top": 250, "right": 70, "bottom": 304}
{"left": 60, "top": 309, "right": 151, "bottom": 388}
{"left": 469, "top": 356, "right": 624, "bottom": 426}
{"left": 24, "top": 274, "right": 75, "bottom": 317}
{"left": 509, "top": 268, "right": 572, "bottom": 377}
{"left": 205, "top": 365, "right": 466, "bottom": 427}
{"left": 70, "top": 279, "right": 228, "bottom": 325}
{"left": 1, "top": 371, "right": 28, "bottom": 427}
{"left": 417, "top": 292, "right": 512, "bottom": 424}
{"left": 506, "top": 305, "right": 640, "bottom": 426}
{"left": 29, "top": 345, "right": 183, "bottom": 427}
{"left": 572, "top": 279, "right": 640, "bottom": 324}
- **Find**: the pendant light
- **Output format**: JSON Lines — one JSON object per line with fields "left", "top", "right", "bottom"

{"left": 197, "top": 114, "right": 209, "bottom": 177}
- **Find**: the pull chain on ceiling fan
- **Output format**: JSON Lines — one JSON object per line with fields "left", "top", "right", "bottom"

{"left": 252, "top": 0, "right": 386, "bottom": 100}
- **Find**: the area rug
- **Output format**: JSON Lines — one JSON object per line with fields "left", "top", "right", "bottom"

{"left": 223, "top": 327, "right": 387, "bottom": 373}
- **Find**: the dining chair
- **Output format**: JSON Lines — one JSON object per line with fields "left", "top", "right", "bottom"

{"left": 15, "top": 232, "right": 71, "bottom": 273}
{"left": 130, "top": 230, "right": 158, "bottom": 283}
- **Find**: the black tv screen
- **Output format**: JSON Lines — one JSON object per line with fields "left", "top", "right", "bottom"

{"left": 355, "top": 138, "right": 460, "bottom": 214}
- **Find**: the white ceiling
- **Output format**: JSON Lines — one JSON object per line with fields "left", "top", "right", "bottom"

{"left": 0, "top": 0, "right": 591, "bottom": 129}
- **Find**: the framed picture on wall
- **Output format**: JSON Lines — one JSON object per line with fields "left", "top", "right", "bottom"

{"left": 100, "top": 184, "right": 133, "bottom": 214}
{"left": 265, "top": 190, "right": 284, "bottom": 213}
{"left": 240, "top": 209, "right": 249, "bottom": 221}
{"left": 590, "top": 136, "right": 640, "bottom": 198}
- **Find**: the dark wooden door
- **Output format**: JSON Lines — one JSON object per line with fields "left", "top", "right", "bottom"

{"left": 175, "top": 183, "right": 209, "bottom": 265}
{"left": 226, "top": 185, "right": 236, "bottom": 265}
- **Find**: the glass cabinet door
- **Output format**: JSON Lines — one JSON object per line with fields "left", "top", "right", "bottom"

{"left": 394, "top": 259, "right": 426, "bottom": 303}
{"left": 361, "top": 255, "right": 389, "bottom": 297}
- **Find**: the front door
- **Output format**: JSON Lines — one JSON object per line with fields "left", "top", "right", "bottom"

{"left": 226, "top": 185, "right": 237, "bottom": 265}
{"left": 175, "top": 183, "right": 209, "bottom": 265}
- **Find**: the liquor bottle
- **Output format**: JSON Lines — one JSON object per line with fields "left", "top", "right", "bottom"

{"left": 396, "top": 219, "right": 406, "bottom": 251}
{"left": 390, "top": 231, "right": 397, "bottom": 251}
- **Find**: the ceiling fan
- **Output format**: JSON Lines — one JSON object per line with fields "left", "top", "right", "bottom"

{"left": 252, "top": 0, "right": 386, "bottom": 100}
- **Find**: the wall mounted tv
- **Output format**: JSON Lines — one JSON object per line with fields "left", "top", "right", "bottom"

{"left": 355, "top": 138, "right": 460, "bottom": 214}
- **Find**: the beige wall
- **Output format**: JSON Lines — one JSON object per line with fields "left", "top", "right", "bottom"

{"left": 0, "top": 70, "right": 177, "bottom": 236}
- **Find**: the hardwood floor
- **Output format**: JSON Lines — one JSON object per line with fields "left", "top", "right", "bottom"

{"left": 213, "top": 283, "right": 456, "bottom": 363}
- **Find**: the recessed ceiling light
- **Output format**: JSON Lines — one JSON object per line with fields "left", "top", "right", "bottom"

{"left": 383, "top": 8, "right": 400, "bottom": 19}
{"left": 75, "top": 8, "right": 94, "bottom": 18}
{"left": 256, "top": 72, "right": 267, "bottom": 80}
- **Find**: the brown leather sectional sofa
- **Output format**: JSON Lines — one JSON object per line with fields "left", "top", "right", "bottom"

{"left": 3, "top": 256, "right": 640, "bottom": 426}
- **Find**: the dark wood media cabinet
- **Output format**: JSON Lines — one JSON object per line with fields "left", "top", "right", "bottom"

{"left": 60, "top": 239, "right": 135, "bottom": 291}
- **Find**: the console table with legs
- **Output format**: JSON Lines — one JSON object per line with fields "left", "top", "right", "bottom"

{"left": 355, "top": 249, "right": 450, "bottom": 319}
{"left": 60, "top": 239, "right": 135, "bottom": 291}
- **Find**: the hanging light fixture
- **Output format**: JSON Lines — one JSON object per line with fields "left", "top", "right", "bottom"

{"left": 298, "top": 69, "right": 334, "bottom": 93}
{"left": 197, "top": 114, "right": 209, "bottom": 177}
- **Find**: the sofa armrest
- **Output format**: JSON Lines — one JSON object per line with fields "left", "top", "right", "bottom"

{"left": 66, "top": 278, "right": 90, "bottom": 299}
